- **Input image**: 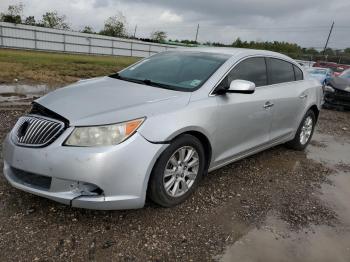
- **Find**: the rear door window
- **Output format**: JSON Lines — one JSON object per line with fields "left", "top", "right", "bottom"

{"left": 267, "top": 58, "right": 295, "bottom": 84}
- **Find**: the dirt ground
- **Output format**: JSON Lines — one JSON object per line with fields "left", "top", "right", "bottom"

{"left": 0, "top": 99, "right": 350, "bottom": 261}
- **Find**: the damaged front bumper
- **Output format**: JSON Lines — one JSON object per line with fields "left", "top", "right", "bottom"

{"left": 2, "top": 129, "right": 167, "bottom": 210}
{"left": 324, "top": 89, "right": 350, "bottom": 109}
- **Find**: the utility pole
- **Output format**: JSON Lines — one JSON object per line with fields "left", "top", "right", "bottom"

{"left": 322, "top": 21, "right": 334, "bottom": 56}
{"left": 195, "top": 24, "right": 199, "bottom": 43}
{"left": 133, "top": 25, "right": 137, "bottom": 39}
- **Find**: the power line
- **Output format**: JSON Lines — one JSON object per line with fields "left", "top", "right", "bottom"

{"left": 133, "top": 25, "right": 137, "bottom": 38}
{"left": 195, "top": 24, "right": 199, "bottom": 42}
{"left": 323, "top": 21, "right": 335, "bottom": 55}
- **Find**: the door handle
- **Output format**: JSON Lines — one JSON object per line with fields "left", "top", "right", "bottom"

{"left": 299, "top": 94, "right": 308, "bottom": 99}
{"left": 263, "top": 101, "right": 274, "bottom": 109}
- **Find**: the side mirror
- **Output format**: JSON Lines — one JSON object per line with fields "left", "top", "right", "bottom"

{"left": 227, "top": 80, "right": 256, "bottom": 94}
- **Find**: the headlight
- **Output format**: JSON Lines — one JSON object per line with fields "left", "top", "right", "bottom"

{"left": 64, "top": 118, "right": 145, "bottom": 147}
{"left": 324, "top": 86, "right": 335, "bottom": 93}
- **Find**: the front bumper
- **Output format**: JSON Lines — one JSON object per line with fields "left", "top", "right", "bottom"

{"left": 324, "top": 89, "right": 350, "bottom": 109}
{"left": 2, "top": 128, "right": 167, "bottom": 210}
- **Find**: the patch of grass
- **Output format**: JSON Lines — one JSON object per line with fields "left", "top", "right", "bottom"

{"left": 0, "top": 49, "right": 140, "bottom": 87}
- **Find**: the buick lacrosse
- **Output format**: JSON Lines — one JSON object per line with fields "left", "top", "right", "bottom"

{"left": 3, "top": 48, "right": 322, "bottom": 210}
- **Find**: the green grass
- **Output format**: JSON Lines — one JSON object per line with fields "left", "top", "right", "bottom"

{"left": 0, "top": 49, "right": 140, "bottom": 87}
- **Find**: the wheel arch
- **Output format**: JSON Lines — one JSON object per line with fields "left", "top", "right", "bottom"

{"left": 308, "top": 104, "right": 320, "bottom": 122}
{"left": 145, "top": 130, "right": 213, "bottom": 205}
{"left": 175, "top": 131, "right": 212, "bottom": 173}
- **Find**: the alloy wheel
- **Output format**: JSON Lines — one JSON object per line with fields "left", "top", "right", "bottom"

{"left": 300, "top": 116, "right": 313, "bottom": 145}
{"left": 163, "top": 146, "right": 200, "bottom": 197}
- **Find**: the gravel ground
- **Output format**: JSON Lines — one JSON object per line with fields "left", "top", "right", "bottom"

{"left": 0, "top": 104, "right": 349, "bottom": 261}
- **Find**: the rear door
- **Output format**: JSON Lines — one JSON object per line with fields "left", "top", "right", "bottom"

{"left": 213, "top": 57, "right": 273, "bottom": 165}
{"left": 266, "top": 58, "right": 308, "bottom": 141}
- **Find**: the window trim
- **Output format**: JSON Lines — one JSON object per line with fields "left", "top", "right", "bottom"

{"left": 209, "top": 55, "right": 304, "bottom": 96}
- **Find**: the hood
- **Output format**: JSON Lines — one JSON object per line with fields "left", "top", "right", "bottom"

{"left": 36, "top": 77, "right": 191, "bottom": 126}
{"left": 328, "top": 77, "right": 350, "bottom": 92}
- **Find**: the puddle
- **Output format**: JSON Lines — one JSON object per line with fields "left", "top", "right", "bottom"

{"left": 0, "top": 84, "right": 49, "bottom": 103}
{"left": 307, "top": 133, "right": 350, "bottom": 167}
{"left": 220, "top": 133, "right": 350, "bottom": 262}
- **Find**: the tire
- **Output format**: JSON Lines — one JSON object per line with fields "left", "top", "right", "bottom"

{"left": 148, "top": 134, "right": 206, "bottom": 207}
{"left": 286, "top": 110, "right": 316, "bottom": 151}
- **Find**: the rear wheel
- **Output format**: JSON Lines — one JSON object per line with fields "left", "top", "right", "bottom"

{"left": 286, "top": 110, "right": 316, "bottom": 151}
{"left": 148, "top": 134, "right": 206, "bottom": 207}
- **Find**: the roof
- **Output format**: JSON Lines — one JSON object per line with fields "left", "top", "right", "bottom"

{"left": 177, "top": 47, "right": 295, "bottom": 63}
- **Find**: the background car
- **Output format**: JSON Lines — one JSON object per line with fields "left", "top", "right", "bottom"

{"left": 324, "top": 69, "right": 350, "bottom": 109}
{"left": 295, "top": 59, "right": 315, "bottom": 68}
{"left": 333, "top": 64, "right": 350, "bottom": 77}
{"left": 307, "top": 67, "right": 332, "bottom": 85}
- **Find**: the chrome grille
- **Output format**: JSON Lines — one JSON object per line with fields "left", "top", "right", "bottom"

{"left": 12, "top": 115, "right": 65, "bottom": 147}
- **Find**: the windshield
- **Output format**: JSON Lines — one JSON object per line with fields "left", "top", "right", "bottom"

{"left": 115, "top": 51, "right": 230, "bottom": 91}
{"left": 340, "top": 70, "right": 350, "bottom": 79}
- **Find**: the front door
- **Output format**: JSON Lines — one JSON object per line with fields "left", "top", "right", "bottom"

{"left": 212, "top": 57, "right": 273, "bottom": 166}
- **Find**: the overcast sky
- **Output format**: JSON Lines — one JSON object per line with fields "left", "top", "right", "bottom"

{"left": 1, "top": 0, "right": 349, "bottom": 49}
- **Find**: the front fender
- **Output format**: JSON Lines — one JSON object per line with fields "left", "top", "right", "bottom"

{"left": 138, "top": 98, "right": 217, "bottom": 144}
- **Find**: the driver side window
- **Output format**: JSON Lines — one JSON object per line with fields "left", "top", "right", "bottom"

{"left": 218, "top": 57, "right": 268, "bottom": 89}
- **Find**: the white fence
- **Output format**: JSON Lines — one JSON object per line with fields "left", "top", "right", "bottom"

{"left": 0, "top": 22, "right": 177, "bottom": 57}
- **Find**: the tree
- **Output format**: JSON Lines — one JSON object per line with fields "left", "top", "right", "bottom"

{"left": 344, "top": 48, "right": 350, "bottom": 54}
{"left": 232, "top": 37, "right": 244, "bottom": 48}
{"left": 80, "top": 26, "right": 94, "bottom": 34}
{"left": 151, "top": 31, "right": 167, "bottom": 43}
{"left": 0, "top": 3, "right": 24, "bottom": 24}
{"left": 24, "top": 16, "right": 36, "bottom": 26}
{"left": 100, "top": 13, "right": 127, "bottom": 37}
{"left": 303, "top": 48, "right": 319, "bottom": 55}
{"left": 40, "top": 11, "right": 70, "bottom": 30}
{"left": 323, "top": 48, "right": 335, "bottom": 56}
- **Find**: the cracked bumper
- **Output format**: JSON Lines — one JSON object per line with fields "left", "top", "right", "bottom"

{"left": 2, "top": 129, "right": 167, "bottom": 210}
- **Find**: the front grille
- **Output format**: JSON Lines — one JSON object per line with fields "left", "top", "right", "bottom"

{"left": 11, "top": 167, "right": 52, "bottom": 190}
{"left": 334, "top": 89, "right": 350, "bottom": 98}
{"left": 12, "top": 115, "right": 65, "bottom": 147}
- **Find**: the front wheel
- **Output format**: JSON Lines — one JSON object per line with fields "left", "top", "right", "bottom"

{"left": 286, "top": 110, "right": 316, "bottom": 151}
{"left": 148, "top": 134, "right": 206, "bottom": 207}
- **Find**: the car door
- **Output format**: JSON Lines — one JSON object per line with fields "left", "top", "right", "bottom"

{"left": 212, "top": 57, "right": 274, "bottom": 166}
{"left": 266, "top": 58, "right": 308, "bottom": 141}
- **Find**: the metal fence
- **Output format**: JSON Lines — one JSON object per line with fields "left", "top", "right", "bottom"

{"left": 0, "top": 22, "right": 177, "bottom": 57}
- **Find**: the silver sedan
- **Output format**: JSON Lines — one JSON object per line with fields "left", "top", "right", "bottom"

{"left": 2, "top": 48, "right": 322, "bottom": 210}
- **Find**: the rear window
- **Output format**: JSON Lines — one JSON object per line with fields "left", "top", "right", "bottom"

{"left": 268, "top": 58, "right": 295, "bottom": 84}
{"left": 294, "top": 65, "right": 304, "bottom": 80}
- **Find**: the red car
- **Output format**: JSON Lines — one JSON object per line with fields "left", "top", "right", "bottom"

{"left": 313, "top": 61, "right": 350, "bottom": 77}
{"left": 313, "top": 61, "right": 338, "bottom": 69}
{"left": 333, "top": 64, "right": 350, "bottom": 76}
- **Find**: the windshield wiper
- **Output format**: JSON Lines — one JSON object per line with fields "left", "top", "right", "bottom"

{"left": 110, "top": 74, "right": 176, "bottom": 90}
{"left": 109, "top": 73, "right": 145, "bottom": 84}
{"left": 141, "top": 79, "right": 175, "bottom": 90}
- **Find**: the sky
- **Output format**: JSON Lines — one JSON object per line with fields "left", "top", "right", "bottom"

{"left": 0, "top": 0, "right": 349, "bottom": 49}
